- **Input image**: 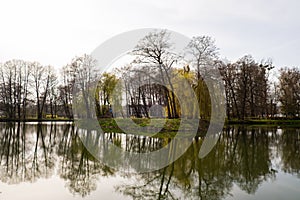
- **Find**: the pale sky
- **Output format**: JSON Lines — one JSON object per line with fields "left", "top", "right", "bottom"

{"left": 0, "top": 0, "right": 299, "bottom": 69}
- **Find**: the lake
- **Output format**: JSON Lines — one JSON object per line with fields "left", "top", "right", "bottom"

{"left": 0, "top": 122, "right": 299, "bottom": 200}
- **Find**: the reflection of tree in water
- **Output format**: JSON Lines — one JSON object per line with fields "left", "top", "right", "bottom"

{"left": 227, "top": 126, "right": 276, "bottom": 194}
{"left": 116, "top": 139, "right": 232, "bottom": 200}
{"left": 0, "top": 122, "right": 115, "bottom": 197}
{"left": 0, "top": 123, "right": 299, "bottom": 199}
{"left": 116, "top": 126, "right": 281, "bottom": 200}
{"left": 116, "top": 164, "right": 175, "bottom": 200}
{"left": 0, "top": 122, "right": 56, "bottom": 184}
{"left": 280, "top": 128, "right": 300, "bottom": 177}
{"left": 57, "top": 125, "right": 114, "bottom": 197}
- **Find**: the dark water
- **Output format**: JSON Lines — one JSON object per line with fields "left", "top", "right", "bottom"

{"left": 0, "top": 122, "right": 299, "bottom": 200}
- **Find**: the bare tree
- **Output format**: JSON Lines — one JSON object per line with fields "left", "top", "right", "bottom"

{"left": 31, "top": 63, "right": 56, "bottom": 119}
{"left": 71, "top": 54, "right": 98, "bottom": 119}
{"left": 0, "top": 60, "right": 31, "bottom": 119}
{"left": 219, "top": 62, "right": 240, "bottom": 119}
{"left": 279, "top": 67, "right": 300, "bottom": 117}
{"left": 58, "top": 64, "right": 75, "bottom": 119}
{"left": 185, "top": 36, "right": 219, "bottom": 80}
{"left": 219, "top": 55, "right": 274, "bottom": 120}
{"left": 185, "top": 36, "right": 219, "bottom": 119}
{"left": 131, "top": 30, "right": 179, "bottom": 118}
{"left": 47, "top": 69, "right": 58, "bottom": 118}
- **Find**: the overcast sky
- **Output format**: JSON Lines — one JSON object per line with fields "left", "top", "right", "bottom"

{"left": 0, "top": 0, "right": 299, "bottom": 69}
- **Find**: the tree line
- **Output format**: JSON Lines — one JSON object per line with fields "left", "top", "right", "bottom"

{"left": 0, "top": 30, "right": 299, "bottom": 120}
{"left": 0, "top": 56, "right": 74, "bottom": 119}
{"left": 95, "top": 30, "right": 300, "bottom": 120}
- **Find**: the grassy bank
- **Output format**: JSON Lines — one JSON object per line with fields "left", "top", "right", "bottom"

{"left": 75, "top": 118, "right": 211, "bottom": 138}
{"left": 1, "top": 117, "right": 299, "bottom": 126}
{"left": 93, "top": 118, "right": 300, "bottom": 136}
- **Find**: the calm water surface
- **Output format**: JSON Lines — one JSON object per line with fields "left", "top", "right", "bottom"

{"left": 0, "top": 122, "right": 299, "bottom": 200}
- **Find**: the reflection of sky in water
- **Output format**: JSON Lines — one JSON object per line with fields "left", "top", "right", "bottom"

{"left": 225, "top": 172, "right": 300, "bottom": 200}
{"left": 1, "top": 169, "right": 299, "bottom": 200}
{"left": 0, "top": 175, "right": 131, "bottom": 200}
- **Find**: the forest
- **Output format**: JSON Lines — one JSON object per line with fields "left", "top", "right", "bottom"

{"left": 0, "top": 30, "right": 299, "bottom": 121}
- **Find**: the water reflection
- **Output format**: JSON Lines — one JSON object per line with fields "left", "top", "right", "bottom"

{"left": 0, "top": 123, "right": 299, "bottom": 199}
{"left": 280, "top": 128, "right": 300, "bottom": 176}
{"left": 58, "top": 125, "right": 114, "bottom": 196}
{"left": 0, "top": 122, "right": 56, "bottom": 184}
{"left": 116, "top": 126, "right": 279, "bottom": 200}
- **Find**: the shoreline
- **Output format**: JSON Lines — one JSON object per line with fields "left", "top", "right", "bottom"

{"left": 0, "top": 118, "right": 299, "bottom": 126}
{"left": 226, "top": 119, "right": 300, "bottom": 125}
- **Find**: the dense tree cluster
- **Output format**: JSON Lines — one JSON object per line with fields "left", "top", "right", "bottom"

{"left": 0, "top": 30, "right": 299, "bottom": 120}
{"left": 97, "top": 30, "right": 298, "bottom": 120}
{"left": 219, "top": 56, "right": 274, "bottom": 119}
{"left": 0, "top": 60, "right": 58, "bottom": 119}
{"left": 0, "top": 54, "right": 98, "bottom": 120}
{"left": 279, "top": 67, "right": 300, "bottom": 117}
